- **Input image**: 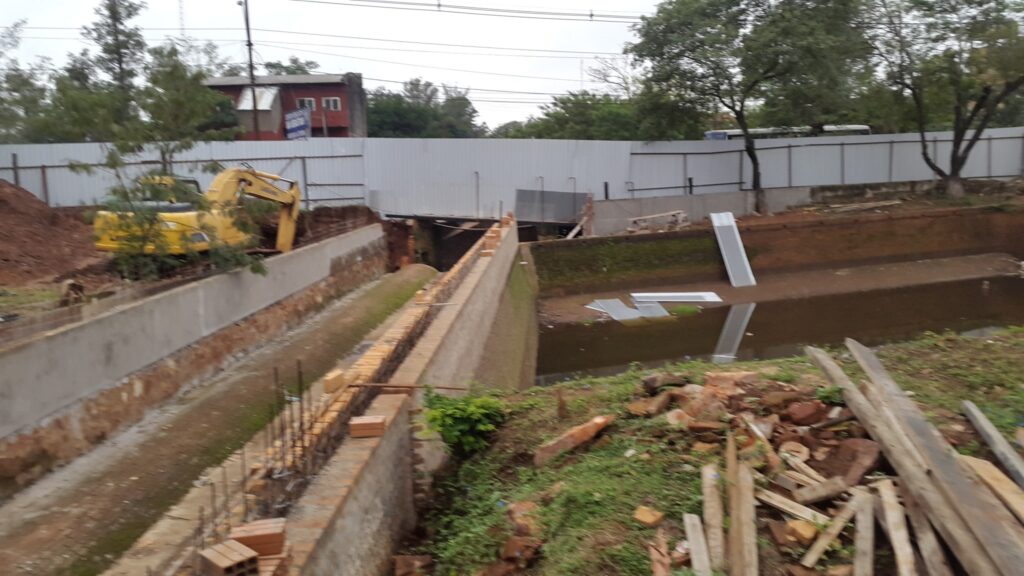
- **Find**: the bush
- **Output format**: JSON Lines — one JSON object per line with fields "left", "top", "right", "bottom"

{"left": 424, "top": 391, "right": 506, "bottom": 456}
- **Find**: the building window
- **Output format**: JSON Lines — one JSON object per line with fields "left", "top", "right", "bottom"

{"left": 322, "top": 97, "right": 341, "bottom": 111}
{"left": 296, "top": 98, "right": 316, "bottom": 110}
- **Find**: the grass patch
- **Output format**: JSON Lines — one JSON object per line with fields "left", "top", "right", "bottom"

{"left": 0, "top": 287, "right": 60, "bottom": 312}
{"left": 667, "top": 304, "right": 701, "bottom": 316}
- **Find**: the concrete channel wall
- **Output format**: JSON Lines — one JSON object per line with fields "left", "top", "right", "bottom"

{"left": 0, "top": 225, "right": 385, "bottom": 442}
{"left": 288, "top": 394, "right": 414, "bottom": 576}
{"left": 532, "top": 208, "right": 1024, "bottom": 296}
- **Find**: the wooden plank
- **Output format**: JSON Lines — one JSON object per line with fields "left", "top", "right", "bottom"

{"left": 647, "top": 527, "right": 671, "bottom": 576}
{"left": 794, "top": 476, "right": 848, "bottom": 504}
{"left": 874, "top": 479, "right": 916, "bottom": 576}
{"left": 853, "top": 492, "right": 875, "bottom": 576}
{"left": 741, "top": 412, "right": 781, "bottom": 472}
{"left": 780, "top": 451, "right": 828, "bottom": 484}
{"left": 800, "top": 489, "right": 864, "bottom": 568}
{"left": 963, "top": 401, "right": 1024, "bottom": 489}
{"left": 725, "top": 433, "right": 739, "bottom": 575}
{"left": 684, "top": 513, "right": 713, "bottom": 576}
{"left": 846, "top": 339, "right": 1024, "bottom": 575}
{"left": 901, "top": 487, "right": 953, "bottom": 576}
{"left": 961, "top": 455, "right": 1024, "bottom": 525}
{"left": 701, "top": 464, "right": 726, "bottom": 572}
{"left": 783, "top": 470, "right": 820, "bottom": 487}
{"left": 805, "top": 346, "right": 999, "bottom": 576}
{"left": 737, "top": 464, "right": 758, "bottom": 576}
{"left": 755, "top": 489, "right": 829, "bottom": 525}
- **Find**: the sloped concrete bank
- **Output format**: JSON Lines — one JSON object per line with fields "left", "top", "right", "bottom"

{"left": 0, "top": 225, "right": 388, "bottom": 491}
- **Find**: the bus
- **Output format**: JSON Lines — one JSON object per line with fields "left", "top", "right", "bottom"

{"left": 704, "top": 124, "right": 872, "bottom": 140}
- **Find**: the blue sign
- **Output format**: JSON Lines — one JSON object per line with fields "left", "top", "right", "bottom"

{"left": 285, "top": 108, "right": 311, "bottom": 140}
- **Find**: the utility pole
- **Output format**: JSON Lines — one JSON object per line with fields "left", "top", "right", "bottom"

{"left": 240, "top": 0, "right": 261, "bottom": 139}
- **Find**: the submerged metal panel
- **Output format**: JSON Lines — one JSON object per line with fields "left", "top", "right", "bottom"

{"left": 631, "top": 292, "right": 722, "bottom": 303}
{"left": 590, "top": 299, "right": 642, "bottom": 321}
{"left": 712, "top": 303, "right": 757, "bottom": 364}
{"left": 710, "top": 212, "right": 756, "bottom": 287}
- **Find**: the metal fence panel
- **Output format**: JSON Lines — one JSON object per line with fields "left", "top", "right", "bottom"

{"left": 1, "top": 128, "right": 1023, "bottom": 215}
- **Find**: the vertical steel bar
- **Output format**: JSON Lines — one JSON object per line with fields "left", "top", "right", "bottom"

{"left": 682, "top": 153, "right": 688, "bottom": 195}
{"left": 240, "top": 448, "right": 248, "bottom": 521}
{"left": 297, "top": 360, "right": 305, "bottom": 475}
{"left": 221, "top": 466, "right": 230, "bottom": 533}
{"left": 737, "top": 151, "right": 743, "bottom": 190}
{"left": 11, "top": 153, "right": 19, "bottom": 188}
{"left": 209, "top": 482, "right": 217, "bottom": 541}
{"left": 474, "top": 171, "right": 480, "bottom": 218}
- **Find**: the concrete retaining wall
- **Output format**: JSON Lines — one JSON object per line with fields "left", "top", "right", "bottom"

{"left": 532, "top": 208, "right": 1024, "bottom": 296}
{"left": 592, "top": 188, "right": 815, "bottom": 236}
{"left": 288, "top": 393, "right": 413, "bottom": 576}
{"left": 391, "top": 222, "right": 520, "bottom": 389}
{"left": 0, "top": 225, "right": 385, "bottom": 440}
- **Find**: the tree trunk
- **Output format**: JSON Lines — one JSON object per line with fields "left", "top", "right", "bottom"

{"left": 945, "top": 175, "right": 966, "bottom": 198}
{"left": 744, "top": 136, "right": 767, "bottom": 214}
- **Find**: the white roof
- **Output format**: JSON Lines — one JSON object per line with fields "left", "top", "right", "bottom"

{"left": 236, "top": 86, "right": 280, "bottom": 111}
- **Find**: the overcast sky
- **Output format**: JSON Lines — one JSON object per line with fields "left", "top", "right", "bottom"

{"left": 5, "top": 0, "right": 661, "bottom": 127}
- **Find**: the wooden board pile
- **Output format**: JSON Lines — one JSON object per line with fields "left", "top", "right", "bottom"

{"left": 534, "top": 338, "right": 1024, "bottom": 575}
{"left": 794, "top": 339, "right": 1024, "bottom": 576}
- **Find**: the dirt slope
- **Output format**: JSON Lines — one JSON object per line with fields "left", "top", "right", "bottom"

{"left": 0, "top": 180, "right": 103, "bottom": 286}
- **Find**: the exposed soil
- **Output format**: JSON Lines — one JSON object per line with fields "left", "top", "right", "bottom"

{"left": 0, "top": 180, "right": 111, "bottom": 287}
{"left": 0, "top": 265, "right": 436, "bottom": 576}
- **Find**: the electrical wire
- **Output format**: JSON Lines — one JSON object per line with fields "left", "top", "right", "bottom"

{"left": 259, "top": 42, "right": 604, "bottom": 83}
{"left": 289, "top": 0, "right": 641, "bottom": 23}
{"left": 17, "top": 25, "right": 624, "bottom": 56}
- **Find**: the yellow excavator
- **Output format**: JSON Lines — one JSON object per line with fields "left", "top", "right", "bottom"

{"left": 94, "top": 166, "right": 302, "bottom": 254}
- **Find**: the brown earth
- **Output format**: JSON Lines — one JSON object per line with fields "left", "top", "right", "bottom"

{"left": 0, "top": 180, "right": 109, "bottom": 287}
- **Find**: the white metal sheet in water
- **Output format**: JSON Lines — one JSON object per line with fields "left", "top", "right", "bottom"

{"left": 710, "top": 212, "right": 757, "bottom": 287}
{"left": 631, "top": 292, "right": 722, "bottom": 303}
{"left": 590, "top": 299, "right": 643, "bottom": 321}
{"left": 712, "top": 303, "right": 757, "bottom": 364}
{"left": 635, "top": 301, "right": 670, "bottom": 318}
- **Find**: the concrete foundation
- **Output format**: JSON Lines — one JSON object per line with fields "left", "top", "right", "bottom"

{"left": 1, "top": 226, "right": 387, "bottom": 485}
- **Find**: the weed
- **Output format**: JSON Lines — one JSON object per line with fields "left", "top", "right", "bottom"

{"left": 425, "top": 391, "right": 506, "bottom": 456}
{"left": 815, "top": 385, "right": 845, "bottom": 406}
{"left": 668, "top": 304, "right": 701, "bottom": 316}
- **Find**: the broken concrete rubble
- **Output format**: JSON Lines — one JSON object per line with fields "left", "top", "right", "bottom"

{"left": 634, "top": 505, "right": 665, "bottom": 527}
{"left": 787, "top": 400, "right": 829, "bottom": 425}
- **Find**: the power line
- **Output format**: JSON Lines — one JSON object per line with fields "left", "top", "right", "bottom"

{"left": 245, "top": 38, "right": 619, "bottom": 60}
{"left": 289, "top": 0, "right": 642, "bottom": 23}
{"left": 17, "top": 25, "right": 623, "bottom": 56}
{"left": 259, "top": 42, "right": 604, "bottom": 83}
{"left": 302, "top": 0, "right": 641, "bottom": 19}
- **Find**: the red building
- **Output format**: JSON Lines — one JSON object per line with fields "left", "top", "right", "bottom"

{"left": 205, "top": 74, "right": 368, "bottom": 140}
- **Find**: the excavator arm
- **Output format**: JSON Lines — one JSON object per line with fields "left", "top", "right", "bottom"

{"left": 206, "top": 167, "right": 302, "bottom": 252}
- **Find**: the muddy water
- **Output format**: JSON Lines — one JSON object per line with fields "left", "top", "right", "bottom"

{"left": 536, "top": 276, "right": 1024, "bottom": 384}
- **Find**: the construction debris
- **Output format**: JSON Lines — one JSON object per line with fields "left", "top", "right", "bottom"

{"left": 228, "top": 518, "right": 286, "bottom": 556}
{"left": 634, "top": 505, "right": 665, "bottom": 527}
{"left": 962, "top": 400, "right": 1024, "bottom": 489}
{"left": 533, "top": 415, "right": 614, "bottom": 466}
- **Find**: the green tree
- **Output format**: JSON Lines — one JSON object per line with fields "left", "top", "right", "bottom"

{"left": 630, "top": 0, "right": 792, "bottom": 201}
{"left": 0, "top": 21, "right": 51, "bottom": 143}
{"left": 754, "top": 0, "right": 873, "bottom": 131}
{"left": 869, "top": 0, "right": 1024, "bottom": 196}
{"left": 82, "top": 0, "right": 147, "bottom": 123}
{"left": 27, "top": 54, "right": 122, "bottom": 143}
{"left": 367, "top": 78, "right": 486, "bottom": 137}
{"left": 264, "top": 56, "right": 319, "bottom": 75}
{"left": 139, "top": 44, "right": 238, "bottom": 171}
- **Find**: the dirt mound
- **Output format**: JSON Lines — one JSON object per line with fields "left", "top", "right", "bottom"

{"left": 0, "top": 180, "right": 108, "bottom": 286}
